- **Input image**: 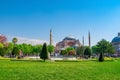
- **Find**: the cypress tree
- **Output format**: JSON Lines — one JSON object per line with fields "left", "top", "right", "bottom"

{"left": 40, "top": 43, "right": 48, "bottom": 62}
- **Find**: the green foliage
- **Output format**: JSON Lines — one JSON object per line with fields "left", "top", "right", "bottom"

{"left": 48, "top": 45, "right": 54, "bottom": 54}
{"left": 66, "top": 47, "right": 76, "bottom": 55}
{"left": 66, "top": 47, "right": 74, "bottom": 52}
{"left": 99, "top": 53, "right": 104, "bottom": 62}
{"left": 0, "top": 48, "right": 4, "bottom": 56}
{"left": 92, "top": 46, "right": 99, "bottom": 54}
{"left": 7, "top": 43, "right": 14, "bottom": 54}
{"left": 0, "top": 43, "right": 4, "bottom": 56}
{"left": 18, "top": 43, "right": 43, "bottom": 56}
{"left": 12, "top": 47, "right": 20, "bottom": 57}
{"left": 32, "top": 45, "right": 42, "bottom": 55}
{"left": 84, "top": 47, "right": 92, "bottom": 58}
{"left": 40, "top": 43, "right": 48, "bottom": 62}
{"left": 108, "top": 43, "right": 115, "bottom": 54}
{"left": 0, "top": 43, "right": 4, "bottom": 48}
{"left": 60, "top": 50, "right": 68, "bottom": 55}
{"left": 12, "top": 37, "right": 18, "bottom": 44}
{"left": 96, "top": 39, "right": 115, "bottom": 61}
{"left": 76, "top": 46, "right": 85, "bottom": 56}
{"left": 96, "top": 39, "right": 113, "bottom": 54}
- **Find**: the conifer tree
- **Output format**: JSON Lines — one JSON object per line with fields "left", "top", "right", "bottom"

{"left": 40, "top": 43, "right": 48, "bottom": 62}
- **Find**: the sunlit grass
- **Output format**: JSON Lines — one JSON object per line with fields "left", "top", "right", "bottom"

{"left": 0, "top": 59, "right": 120, "bottom": 80}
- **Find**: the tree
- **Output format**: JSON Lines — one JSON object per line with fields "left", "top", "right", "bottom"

{"left": 0, "top": 43, "right": 4, "bottom": 56}
{"left": 19, "top": 43, "right": 30, "bottom": 56}
{"left": 84, "top": 46, "right": 91, "bottom": 58}
{"left": 12, "top": 46, "right": 20, "bottom": 58}
{"left": 96, "top": 39, "right": 115, "bottom": 62}
{"left": 0, "top": 34, "right": 7, "bottom": 44}
{"left": 66, "top": 47, "right": 76, "bottom": 55}
{"left": 92, "top": 46, "right": 99, "bottom": 54}
{"left": 60, "top": 50, "right": 68, "bottom": 55}
{"left": 40, "top": 43, "right": 48, "bottom": 62}
{"left": 0, "top": 43, "right": 4, "bottom": 48}
{"left": 108, "top": 43, "right": 115, "bottom": 55}
{"left": 76, "top": 46, "right": 85, "bottom": 57}
{"left": 0, "top": 43, "right": 10, "bottom": 56}
{"left": 12, "top": 37, "right": 18, "bottom": 45}
{"left": 7, "top": 43, "right": 14, "bottom": 57}
{"left": 48, "top": 45, "right": 54, "bottom": 55}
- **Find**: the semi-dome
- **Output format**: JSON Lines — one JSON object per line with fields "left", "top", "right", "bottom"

{"left": 112, "top": 33, "right": 120, "bottom": 43}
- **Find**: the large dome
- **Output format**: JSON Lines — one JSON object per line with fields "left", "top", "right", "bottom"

{"left": 63, "top": 37, "right": 76, "bottom": 41}
{"left": 112, "top": 33, "right": 120, "bottom": 43}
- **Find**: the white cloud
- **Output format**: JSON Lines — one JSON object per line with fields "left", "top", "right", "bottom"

{"left": 7, "top": 36, "right": 49, "bottom": 45}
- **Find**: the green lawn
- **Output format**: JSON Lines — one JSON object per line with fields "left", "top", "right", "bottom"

{"left": 0, "top": 59, "right": 120, "bottom": 80}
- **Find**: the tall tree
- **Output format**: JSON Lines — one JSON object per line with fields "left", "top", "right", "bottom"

{"left": 84, "top": 46, "right": 91, "bottom": 58}
{"left": 12, "top": 37, "right": 18, "bottom": 45}
{"left": 96, "top": 39, "right": 115, "bottom": 62}
{"left": 40, "top": 43, "right": 48, "bottom": 62}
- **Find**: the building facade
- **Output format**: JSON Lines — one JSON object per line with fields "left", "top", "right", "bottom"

{"left": 55, "top": 37, "right": 81, "bottom": 52}
{"left": 111, "top": 33, "right": 120, "bottom": 56}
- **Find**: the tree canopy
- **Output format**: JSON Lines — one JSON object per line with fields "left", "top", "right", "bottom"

{"left": 48, "top": 45, "right": 54, "bottom": 55}
{"left": 12, "top": 37, "right": 18, "bottom": 44}
{"left": 84, "top": 46, "right": 91, "bottom": 58}
{"left": 96, "top": 39, "right": 115, "bottom": 54}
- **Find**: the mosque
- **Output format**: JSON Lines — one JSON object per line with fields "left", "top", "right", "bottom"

{"left": 111, "top": 33, "right": 120, "bottom": 56}
{"left": 49, "top": 29, "right": 91, "bottom": 53}
{"left": 55, "top": 36, "right": 81, "bottom": 52}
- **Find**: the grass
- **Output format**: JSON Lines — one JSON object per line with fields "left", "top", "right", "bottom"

{"left": 0, "top": 59, "right": 120, "bottom": 80}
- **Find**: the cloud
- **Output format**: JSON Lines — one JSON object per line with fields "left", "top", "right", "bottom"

{"left": 7, "top": 36, "right": 49, "bottom": 45}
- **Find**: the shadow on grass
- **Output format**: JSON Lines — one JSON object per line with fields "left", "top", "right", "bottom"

{"left": 10, "top": 59, "right": 44, "bottom": 62}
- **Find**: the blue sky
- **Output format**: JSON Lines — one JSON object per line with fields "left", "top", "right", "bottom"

{"left": 0, "top": 0, "right": 120, "bottom": 45}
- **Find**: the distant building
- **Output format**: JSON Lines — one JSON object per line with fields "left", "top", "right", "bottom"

{"left": 55, "top": 37, "right": 81, "bottom": 52}
{"left": 111, "top": 33, "right": 120, "bottom": 56}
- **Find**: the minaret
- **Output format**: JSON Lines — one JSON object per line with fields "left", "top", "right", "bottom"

{"left": 82, "top": 36, "right": 84, "bottom": 46}
{"left": 50, "top": 29, "right": 52, "bottom": 45}
{"left": 88, "top": 31, "right": 91, "bottom": 47}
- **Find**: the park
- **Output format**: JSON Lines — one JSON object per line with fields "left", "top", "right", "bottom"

{"left": 1, "top": 0, "right": 120, "bottom": 80}
{"left": 0, "top": 58, "right": 120, "bottom": 80}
